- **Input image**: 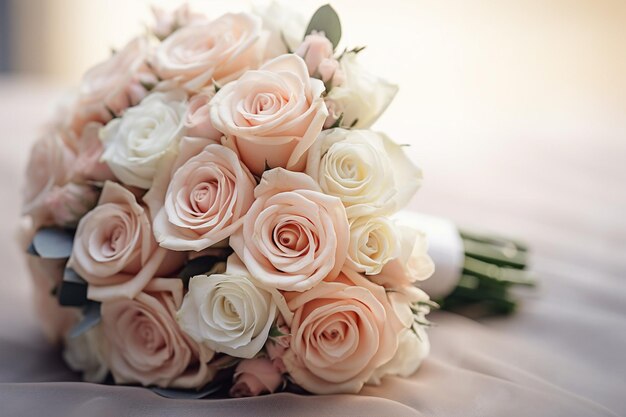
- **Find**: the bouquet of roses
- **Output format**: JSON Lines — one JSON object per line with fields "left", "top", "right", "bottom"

{"left": 20, "top": 3, "right": 439, "bottom": 397}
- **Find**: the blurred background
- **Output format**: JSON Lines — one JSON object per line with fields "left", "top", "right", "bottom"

{"left": 0, "top": 0, "right": 625, "bottom": 272}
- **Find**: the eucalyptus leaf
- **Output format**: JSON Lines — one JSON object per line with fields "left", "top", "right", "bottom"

{"left": 30, "top": 227, "right": 75, "bottom": 259}
{"left": 305, "top": 4, "right": 342, "bottom": 49}
{"left": 178, "top": 256, "right": 220, "bottom": 281}
{"left": 68, "top": 301, "right": 101, "bottom": 339}
{"left": 57, "top": 268, "right": 88, "bottom": 307}
{"left": 150, "top": 383, "right": 223, "bottom": 399}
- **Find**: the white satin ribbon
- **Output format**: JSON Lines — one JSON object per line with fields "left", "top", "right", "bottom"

{"left": 394, "top": 211, "right": 464, "bottom": 299}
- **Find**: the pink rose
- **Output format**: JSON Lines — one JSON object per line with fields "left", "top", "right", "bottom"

{"left": 68, "top": 181, "right": 185, "bottom": 301}
{"left": 230, "top": 168, "right": 349, "bottom": 292}
{"left": 318, "top": 58, "right": 345, "bottom": 86}
{"left": 73, "top": 122, "right": 115, "bottom": 182}
{"left": 210, "top": 54, "right": 328, "bottom": 176}
{"left": 265, "top": 315, "right": 290, "bottom": 374}
{"left": 25, "top": 254, "right": 79, "bottom": 344}
{"left": 295, "top": 31, "right": 334, "bottom": 76}
{"left": 184, "top": 93, "right": 223, "bottom": 142}
{"left": 151, "top": 4, "right": 207, "bottom": 40}
{"left": 229, "top": 358, "right": 283, "bottom": 397}
{"left": 153, "top": 13, "right": 267, "bottom": 91}
{"left": 283, "top": 268, "right": 403, "bottom": 394}
{"left": 101, "top": 278, "right": 216, "bottom": 388}
{"left": 144, "top": 138, "right": 256, "bottom": 251}
{"left": 22, "top": 129, "right": 76, "bottom": 228}
{"left": 44, "top": 183, "right": 99, "bottom": 227}
{"left": 69, "top": 37, "right": 155, "bottom": 135}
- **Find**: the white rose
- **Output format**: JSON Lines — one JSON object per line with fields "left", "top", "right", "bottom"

{"left": 346, "top": 216, "right": 399, "bottom": 275}
{"left": 325, "top": 53, "right": 398, "bottom": 129}
{"left": 251, "top": 1, "right": 307, "bottom": 59}
{"left": 62, "top": 326, "right": 109, "bottom": 383}
{"left": 306, "top": 128, "right": 422, "bottom": 218}
{"left": 368, "top": 327, "right": 430, "bottom": 384}
{"left": 371, "top": 226, "right": 435, "bottom": 290}
{"left": 100, "top": 90, "right": 187, "bottom": 189}
{"left": 177, "top": 255, "right": 292, "bottom": 359}
{"left": 369, "top": 285, "right": 431, "bottom": 384}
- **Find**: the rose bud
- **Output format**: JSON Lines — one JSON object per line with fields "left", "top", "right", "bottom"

{"left": 229, "top": 358, "right": 283, "bottom": 398}
{"left": 296, "top": 31, "right": 334, "bottom": 76}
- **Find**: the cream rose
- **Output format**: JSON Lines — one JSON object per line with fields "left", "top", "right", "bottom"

{"left": 283, "top": 269, "right": 403, "bottom": 394}
{"left": 325, "top": 52, "right": 398, "bottom": 129}
{"left": 153, "top": 13, "right": 267, "bottom": 91}
{"left": 346, "top": 216, "right": 399, "bottom": 275}
{"left": 22, "top": 129, "right": 76, "bottom": 228}
{"left": 306, "top": 128, "right": 422, "bottom": 218}
{"left": 145, "top": 139, "right": 256, "bottom": 251}
{"left": 100, "top": 90, "right": 188, "bottom": 189}
{"left": 252, "top": 1, "right": 306, "bottom": 59}
{"left": 210, "top": 54, "right": 328, "bottom": 177}
{"left": 101, "top": 278, "right": 216, "bottom": 388}
{"left": 230, "top": 168, "right": 349, "bottom": 292}
{"left": 177, "top": 254, "right": 291, "bottom": 358}
{"left": 371, "top": 226, "right": 435, "bottom": 289}
{"left": 68, "top": 181, "right": 185, "bottom": 301}
{"left": 62, "top": 326, "right": 109, "bottom": 383}
{"left": 368, "top": 327, "right": 430, "bottom": 384}
{"left": 69, "top": 36, "right": 155, "bottom": 135}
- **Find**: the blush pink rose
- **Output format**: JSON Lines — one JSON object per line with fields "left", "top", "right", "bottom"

{"left": 229, "top": 358, "right": 283, "bottom": 397}
{"left": 184, "top": 93, "right": 223, "bottom": 141}
{"left": 151, "top": 4, "right": 207, "bottom": 40}
{"left": 295, "top": 31, "right": 334, "bottom": 76}
{"left": 44, "top": 183, "right": 99, "bottom": 227}
{"left": 73, "top": 122, "right": 115, "bottom": 182}
{"left": 153, "top": 13, "right": 267, "bottom": 91}
{"left": 144, "top": 138, "right": 256, "bottom": 251}
{"left": 25, "top": 254, "right": 79, "bottom": 344}
{"left": 318, "top": 58, "right": 345, "bottom": 86}
{"left": 69, "top": 37, "right": 155, "bottom": 136}
{"left": 101, "top": 278, "right": 216, "bottom": 388}
{"left": 283, "top": 268, "right": 404, "bottom": 394}
{"left": 22, "top": 129, "right": 76, "bottom": 228}
{"left": 68, "top": 181, "right": 185, "bottom": 301}
{"left": 230, "top": 168, "right": 349, "bottom": 292}
{"left": 210, "top": 54, "right": 328, "bottom": 176}
{"left": 265, "top": 315, "right": 290, "bottom": 374}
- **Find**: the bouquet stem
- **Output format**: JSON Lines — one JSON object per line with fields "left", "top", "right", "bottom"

{"left": 438, "top": 229, "right": 535, "bottom": 315}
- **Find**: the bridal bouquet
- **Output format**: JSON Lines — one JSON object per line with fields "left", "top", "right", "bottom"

{"left": 20, "top": 3, "right": 437, "bottom": 397}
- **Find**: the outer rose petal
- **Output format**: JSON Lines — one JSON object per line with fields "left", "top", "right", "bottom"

{"left": 210, "top": 54, "right": 328, "bottom": 177}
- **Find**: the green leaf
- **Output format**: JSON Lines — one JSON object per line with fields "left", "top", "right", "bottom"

{"left": 29, "top": 227, "right": 75, "bottom": 259}
{"left": 150, "top": 382, "right": 223, "bottom": 400}
{"left": 305, "top": 4, "right": 342, "bottom": 50}
{"left": 57, "top": 268, "right": 88, "bottom": 307}
{"left": 177, "top": 256, "right": 228, "bottom": 288}
{"left": 269, "top": 323, "right": 289, "bottom": 338}
{"left": 68, "top": 301, "right": 101, "bottom": 339}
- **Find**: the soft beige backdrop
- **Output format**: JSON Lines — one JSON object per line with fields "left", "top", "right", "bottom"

{"left": 1, "top": 1, "right": 625, "bottom": 416}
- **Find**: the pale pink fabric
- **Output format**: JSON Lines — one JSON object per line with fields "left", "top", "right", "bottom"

{"left": 2, "top": 79, "right": 624, "bottom": 417}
